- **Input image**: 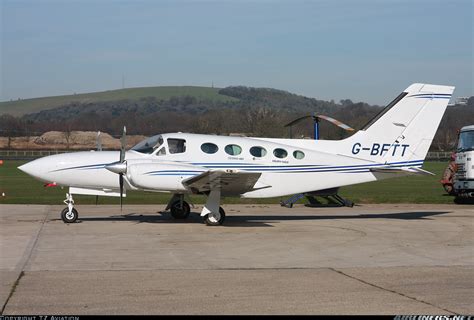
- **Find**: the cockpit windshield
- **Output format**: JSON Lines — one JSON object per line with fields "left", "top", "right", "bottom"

{"left": 458, "top": 130, "right": 474, "bottom": 152}
{"left": 131, "top": 135, "right": 164, "bottom": 154}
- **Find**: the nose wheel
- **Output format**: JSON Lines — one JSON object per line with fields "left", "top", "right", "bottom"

{"left": 61, "top": 193, "right": 78, "bottom": 223}
{"left": 61, "top": 207, "right": 78, "bottom": 223}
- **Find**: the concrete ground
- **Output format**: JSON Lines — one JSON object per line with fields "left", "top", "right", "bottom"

{"left": 0, "top": 203, "right": 472, "bottom": 315}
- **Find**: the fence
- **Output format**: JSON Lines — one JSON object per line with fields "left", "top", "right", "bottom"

{"left": 0, "top": 149, "right": 454, "bottom": 161}
{"left": 426, "top": 152, "right": 453, "bottom": 161}
{"left": 0, "top": 149, "right": 91, "bottom": 160}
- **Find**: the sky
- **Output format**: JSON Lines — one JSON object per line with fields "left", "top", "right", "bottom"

{"left": 1, "top": 0, "right": 472, "bottom": 105}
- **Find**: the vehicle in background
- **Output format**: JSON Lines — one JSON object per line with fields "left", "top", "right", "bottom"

{"left": 453, "top": 125, "right": 474, "bottom": 203}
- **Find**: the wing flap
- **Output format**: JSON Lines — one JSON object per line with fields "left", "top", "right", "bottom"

{"left": 182, "top": 169, "right": 264, "bottom": 196}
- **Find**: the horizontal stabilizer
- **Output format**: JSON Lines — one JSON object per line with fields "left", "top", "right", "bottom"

{"left": 370, "top": 166, "right": 434, "bottom": 175}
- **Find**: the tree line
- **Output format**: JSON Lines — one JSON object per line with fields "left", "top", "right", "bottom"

{"left": 0, "top": 86, "right": 472, "bottom": 151}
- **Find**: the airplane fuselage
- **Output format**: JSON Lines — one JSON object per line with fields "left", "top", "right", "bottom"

{"left": 19, "top": 133, "right": 422, "bottom": 198}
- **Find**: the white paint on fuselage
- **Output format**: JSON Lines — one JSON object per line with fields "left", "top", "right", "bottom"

{"left": 19, "top": 133, "right": 399, "bottom": 198}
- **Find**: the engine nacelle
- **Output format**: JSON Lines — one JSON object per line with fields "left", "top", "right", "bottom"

{"left": 127, "top": 162, "right": 202, "bottom": 192}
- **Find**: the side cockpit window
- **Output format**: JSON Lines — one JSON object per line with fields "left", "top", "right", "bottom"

{"left": 157, "top": 147, "right": 166, "bottom": 156}
{"left": 132, "top": 135, "right": 164, "bottom": 154}
{"left": 168, "top": 138, "right": 186, "bottom": 154}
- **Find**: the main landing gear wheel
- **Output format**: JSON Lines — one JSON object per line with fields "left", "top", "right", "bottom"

{"left": 170, "top": 200, "right": 191, "bottom": 219}
{"left": 61, "top": 207, "right": 78, "bottom": 223}
{"left": 203, "top": 207, "right": 226, "bottom": 226}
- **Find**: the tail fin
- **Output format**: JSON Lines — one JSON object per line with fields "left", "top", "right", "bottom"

{"left": 344, "top": 83, "right": 455, "bottom": 165}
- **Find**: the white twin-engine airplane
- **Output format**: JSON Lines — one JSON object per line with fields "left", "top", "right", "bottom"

{"left": 19, "top": 83, "right": 454, "bottom": 225}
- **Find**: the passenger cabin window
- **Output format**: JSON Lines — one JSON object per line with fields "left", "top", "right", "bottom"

{"left": 225, "top": 144, "right": 242, "bottom": 156}
{"left": 201, "top": 143, "right": 218, "bottom": 154}
{"left": 293, "top": 150, "right": 305, "bottom": 159}
{"left": 273, "top": 148, "right": 288, "bottom": 159}
{"left": 250, "top": 146, "right": 267, "bottom": 157}
{"left": 168, "top": 138, "right": 186, "bottom": 154}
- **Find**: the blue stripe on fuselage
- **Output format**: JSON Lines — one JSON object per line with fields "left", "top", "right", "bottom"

{"left": 53, "top": 159, "right": 424, "bottom": 176}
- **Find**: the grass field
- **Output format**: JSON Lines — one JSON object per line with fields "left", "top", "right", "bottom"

{"left": 0, "top": 160, "right": 455, "bottom": 205}
{"left": 0, "top": 86, "right": 237, "bottom": 116}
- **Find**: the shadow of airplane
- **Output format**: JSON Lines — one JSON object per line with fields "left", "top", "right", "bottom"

{"left": 73, "top": 210, "right": 451, "bottom": 227}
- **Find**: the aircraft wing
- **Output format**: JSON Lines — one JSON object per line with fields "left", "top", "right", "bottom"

{"left": 182, "top": 169, "right": 265, "bottom": 196}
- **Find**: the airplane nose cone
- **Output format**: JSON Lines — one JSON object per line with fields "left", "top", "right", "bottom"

{"left": 18, "top": 156, "right": 57, "bottom": 182}
{"left": 18, "top": 160, "right": 38, "bottom": 176}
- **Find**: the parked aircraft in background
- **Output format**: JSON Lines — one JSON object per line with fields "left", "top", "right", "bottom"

{"left": 19, "top": 83, "right": 454, "bottom": 225}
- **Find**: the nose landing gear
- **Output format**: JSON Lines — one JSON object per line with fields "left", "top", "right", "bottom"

{"left": 61, "top": 193, "right": 78, "bottom": 223}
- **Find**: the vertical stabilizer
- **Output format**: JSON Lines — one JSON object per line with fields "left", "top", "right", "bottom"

{"left": 342, "top": 83, "right": 455, "bottom": 165}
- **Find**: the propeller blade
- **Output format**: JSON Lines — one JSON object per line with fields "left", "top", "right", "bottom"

{"left": 120, "top": 126, "right": 127, "bottom": 163}
{"left": 96, "top": 131, "right": 102, "bottom": 151}
{"left": 316, "top": 115, "right": 355, "bottom": 131}
{"left": 119, "top": 173, "right": 124, "bottom": 210}
{"left": 119, "top": 126, "right": 127, "bottom": 210}
{"left": 284, "top": 115, "right": 313, "bottom": 127}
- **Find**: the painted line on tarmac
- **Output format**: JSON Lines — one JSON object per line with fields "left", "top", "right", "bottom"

{"left": 329, "top": 267, "right": 457, "bottom": 315}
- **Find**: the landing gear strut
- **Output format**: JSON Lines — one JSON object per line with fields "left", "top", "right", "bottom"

{"left": 201, "top": 189, "right": 226, "bottom": 226}
{"left": 61, "top": 193, "right": 78, "bottom": 223}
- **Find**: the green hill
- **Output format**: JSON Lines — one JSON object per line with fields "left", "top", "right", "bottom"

{"left": 0, "top": 86, "right": 237, "bottom": 116}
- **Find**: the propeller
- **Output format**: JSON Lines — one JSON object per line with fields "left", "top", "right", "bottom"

{"left": 95, "top": 131, "right": 103, "bottom": 205}
{"left": 119, "top": 127, "right": 126, "bottom": 209}
{"left": 96, "top": 131, "right": 102, "bottom": 151}
{"left": 95, "top": 131, "right": 104, "bottom": 205}
{"left": 284, "top": 113, "right": 354, "bottom": 140}
{"left": 104, "top": 126, "right": 127, "bottom": 210}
